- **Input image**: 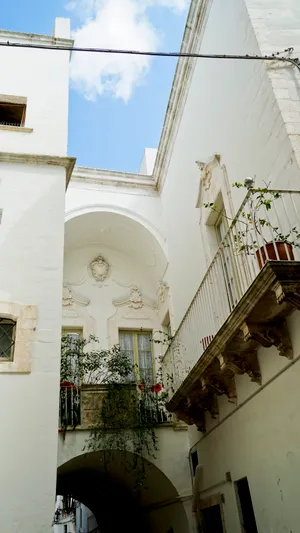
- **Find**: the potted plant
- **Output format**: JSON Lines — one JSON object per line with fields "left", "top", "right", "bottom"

{"left": 204, "top": 181, "right": 300, "bottom": 270}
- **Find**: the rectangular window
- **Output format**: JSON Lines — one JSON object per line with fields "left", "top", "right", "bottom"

{"left": 0, "top": 318, "right": 16, "bottom": 361}
{"left": 216, "top": 208, "right": 238, "bottom": 311}
{"left": 61, "top": 328, "right": 83, "bottom": 386}
{"left": 201, "top": 504, "right": 224, "bottom": 533}
{"left": 235, "top": 477, "right": 258, "bottom": 533}
{"left": 0, "top": 101, "right": 26, "bottom": 127}
{"left": 119, "top": 330, "right": 154, "bottom": 384}
{"left": 190, "top": 449, "right": 199, "bottom": 476}
{"left": 64, "top": 525, "right": 67, "bottom": 533}
{"left": 62, "top": 327, "right": 83, "bottom": 338}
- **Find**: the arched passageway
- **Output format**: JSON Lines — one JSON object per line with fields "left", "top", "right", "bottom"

{"left": 57, "top": 450, "right": 189, "bottom": 533}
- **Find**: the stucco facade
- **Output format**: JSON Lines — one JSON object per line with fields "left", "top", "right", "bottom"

{"left": 1, "top": 1, "right": 300, "bottom": 532}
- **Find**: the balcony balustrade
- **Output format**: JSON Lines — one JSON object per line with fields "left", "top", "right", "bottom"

{"left": 163, "top": 189, "right": 300, "bottom": 429}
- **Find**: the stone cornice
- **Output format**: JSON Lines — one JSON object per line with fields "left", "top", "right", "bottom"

{"left": 71, "top": 166, "right": 157, "bottom": 192}
{"left": 0, "top": 152, "right": 76, "bottom": 189}
{"left": 0, "top": 29, "right": 73, "bottom": 48}
{"left": 153, "top": 0, "right": 212, "bottom": 192}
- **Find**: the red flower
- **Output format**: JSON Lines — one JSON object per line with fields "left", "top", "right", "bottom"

{"left": 151, "top": 383, "right": 162, "bottom": 393}
{"left": 60, "top": 381, "right": 74, "bottom": 388}
{"left": 138, "top": 382, "right": 145, "bottom": 391}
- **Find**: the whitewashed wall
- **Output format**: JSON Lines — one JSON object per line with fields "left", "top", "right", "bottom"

{"left": 160, "top": 0, "right": 300, "bottom": 330}
{"left": 0, "top": 18, "right": 71, "bottom": 533}
{"left": 0, "top": 19, "right": 71, "bottom": 156}
{"left": 65, "top": 177, "right": 165, "bottom": 251}
{"left": 190, "top": 310, "right": 300, "bottom": 533}
{"left": 0, "top": 162, "right": 66, "bottom": 532}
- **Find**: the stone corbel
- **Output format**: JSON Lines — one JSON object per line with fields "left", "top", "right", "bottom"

{"left": 242, "top": 319, "right": 293, "bottom": 360}
{"left": 273, "top": 281, "right": 300, "bottom": 310}
{"left": 217, "top": 350, "right": 261, "bottom": 384}
{"left": 188, "top": 404, "right": 206, "bottom": 433}
{"left": 201, "top": 376, "right": 237, "bottom": 404}
{"left": 198, "top": 395, "right": 219, "bottom": 420}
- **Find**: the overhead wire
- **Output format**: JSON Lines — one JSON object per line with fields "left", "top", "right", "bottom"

{"left": 0, "top": 41, "right": 299, "bottom": 72}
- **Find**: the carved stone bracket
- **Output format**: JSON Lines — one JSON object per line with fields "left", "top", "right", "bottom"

{"left": 188, "top": 403, "right": 206, "bottom": 433}
{"left": 201, "top": 375, "right": 237, "bottom": 404}
{"left": 193, "top": 394, "right": 219, "bottom": 420}
{"left": 168, "top": 263, "right": 300, "bottom": 429}
{"left": 217, "top": 350, "right": 261, "bottom": 384}
{"left": 273, "top": 281, "right": 300, "bottom": 311}
{"left": 242, "top": 319, "right": 293, "bottom": 360}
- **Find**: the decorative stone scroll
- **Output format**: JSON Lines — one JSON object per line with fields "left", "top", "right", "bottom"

{"left": 113, "top": 286, "right": 156, "bottom": 310}
{"left": 62, "top": 283, "right": 90, "bottom": 308}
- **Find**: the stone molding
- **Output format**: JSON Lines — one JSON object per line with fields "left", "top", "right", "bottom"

{"left": 0, "top": 151, "right": 76, "bottom": 188}
{"left": 0, "top": 28, "right": 73, "bottom": 47}
{"left": 153, "top": 0, "right": 213, "bottom": 191}
{"left": 71, "top": 166, "right": 156, "bottom": 192}
{"left": 0, "top": 125, "right": 33, "bottom": 133}
{"left": 195, "top": 154, "right": 221, "bottom": 208}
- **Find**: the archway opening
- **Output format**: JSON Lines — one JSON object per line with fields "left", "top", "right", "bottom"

{"left": 57, "top": 450, "right": 189, "bottom": 533}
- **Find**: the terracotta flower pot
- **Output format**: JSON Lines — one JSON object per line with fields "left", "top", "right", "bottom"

{"left": 256, "top": 241, "right": 294, "bottom": 270}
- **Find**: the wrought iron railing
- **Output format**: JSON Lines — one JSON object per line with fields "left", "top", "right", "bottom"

{"left": 59, "top": 383, "right": 172, "bottom": 430}
{"left": 163, "top": 189, "right": 300, "bottom": 392}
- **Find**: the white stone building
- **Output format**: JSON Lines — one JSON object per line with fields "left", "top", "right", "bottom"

{"left": 1, "top": 1, "right": 300, "bottom": 532}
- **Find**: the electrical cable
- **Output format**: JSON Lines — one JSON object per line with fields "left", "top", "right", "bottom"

{"left": 0, "top": 41, "right": 299, "bottom": 72}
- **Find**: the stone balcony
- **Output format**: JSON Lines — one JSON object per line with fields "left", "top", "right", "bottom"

{"left": 59, "top": 383, "right": 175, "bottom": 431}
{"left": 162, "top": 188, "right": 300, "bottom": 431}
{"left": 167, "top": 261, "right": 300, "bottom": 431}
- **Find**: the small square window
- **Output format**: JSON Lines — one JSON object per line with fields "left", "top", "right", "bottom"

{"left": 0, "top": 318, "right": 16, "bottom": 361}
{"left": 0, "top": 102, "right": 26, "bottom": 127}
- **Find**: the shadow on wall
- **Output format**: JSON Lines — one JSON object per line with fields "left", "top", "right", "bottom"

{"left": 57, "top": 449, "right": 189, "bottom": 533}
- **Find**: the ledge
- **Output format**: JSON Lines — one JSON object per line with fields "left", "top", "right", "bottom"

{"left": 0, "top": 125, "right": 33, "bottom": 133}
{"left": 153, "top": 0, "right": 212, "bottom": 191}
{"left": 0, "top": 151, "right": 76, "bottom": 189}
{"left": 167, "top": 261, "right": 300, "bottom": 432}
{"left": 71, "top": 166, "right": 156, "bottom": 192}
{"left": 0, "top": 29, "right": 73, "bottom": 48}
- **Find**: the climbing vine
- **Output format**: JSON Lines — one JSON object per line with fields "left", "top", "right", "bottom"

{"left": 60, "top": 333, "right": 173, "bottom": 488}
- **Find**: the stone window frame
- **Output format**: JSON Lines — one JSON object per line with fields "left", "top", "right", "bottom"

{"left": 0, "top": 94, "right": 33, "bottom": 133}
{"left": 196, "top": 154, "right": 234, "bottom": 264}
{"left": 0, "top": 301, "right": 37, "bottom": 373}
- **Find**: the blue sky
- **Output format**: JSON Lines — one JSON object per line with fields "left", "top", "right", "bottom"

{"left": 2, "top": 0, "right": 188, "bottom": 172}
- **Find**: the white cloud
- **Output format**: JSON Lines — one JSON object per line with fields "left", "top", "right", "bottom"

{"left": 67, "top": 0, "right": 188, "bottom": 102}
{"left": 149, "top": 0, "right": 188, "bottom": 12}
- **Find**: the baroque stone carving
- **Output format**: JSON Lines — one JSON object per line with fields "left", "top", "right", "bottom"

{"left": 129, "top": 287, "right": 143, "bottom": 309}
{"left": 157, "top": 281, "right": 169, "bottom": 304}
{"left": 113, "top": 286, "right": 156, "bottom": 310}
{"left": 242, "top": 320, "right": 293, "bottom": 360}
{"left": 195, "top": 154, "right": 221, "bottom": 208}
{"left": 201, "top": 375, "right": 237, "bottom": 404}
{"left": 89, "top": 255, "right": 110, "bottom": 282}
{"left": 273, "top": 281, "right": 300, "bottom": 311}
{"left": 217, "top": 350, "right": 261, "bottom": 384}
{"left": 62, "top": 283, "right": 90, "bottom": 308}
